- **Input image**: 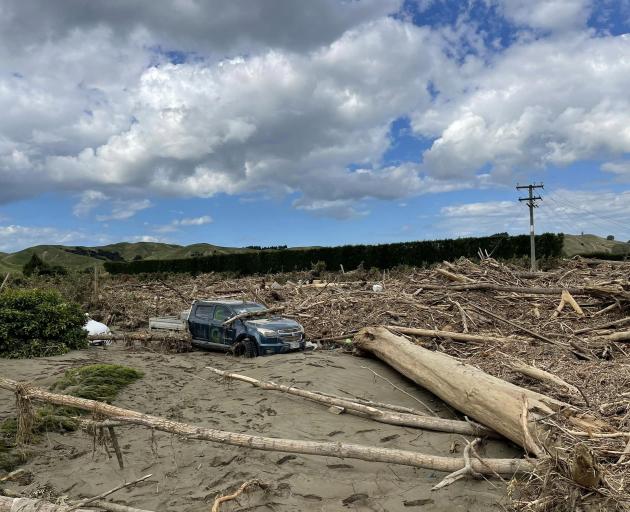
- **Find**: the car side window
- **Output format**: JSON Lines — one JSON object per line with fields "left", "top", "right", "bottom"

{"left": 213, "top": 306, "right": 230, "bottom": 322}
{"left": 195, "top": 305, "right": 213, "bottom": 319}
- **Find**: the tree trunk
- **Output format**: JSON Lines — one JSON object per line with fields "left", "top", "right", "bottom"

{"left": 384, "top": 326, "right": 521, "bottom": 344}
{"left": 0, "top": 496, "right": 94, "bottom": 512}
{"left": 205, "top": 366, "right": 495, "bottom": 437}
{"left": 353, "top": 327, "right": 569, "bottom": 450}
{"left": 0, "top": 377, "right": 530, "bottom": 476}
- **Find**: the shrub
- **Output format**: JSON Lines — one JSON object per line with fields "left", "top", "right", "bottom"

{"left": 22, "top": 253, "right": 67, "bottom": 276}
{"left": 0, "top": 289, "right": 88, "bottom": 358}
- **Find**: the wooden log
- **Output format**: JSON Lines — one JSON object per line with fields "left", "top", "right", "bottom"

{"left": 435, "top": 268, "right": 474, "bottom": 283}
{"left": 552, "top": 296, "right": 566, "bottom": 318}
{"left": 592, "top": 331, "right": 630, "bottom": 342}
{"left": 0, "top": 497, "right": 94, "bottom": 511}
{"left": 510, "top": 361, "right": 581, "bottom": 398}
{"left": 466, "top": 303, "right": 564, "bottom": 346}
{"left": 384, "top": 326, "right": 519, "bottom": 344}
{"left": 87, "top": 332, "right": 189, "bottom": 342}
{"left": 562, "top": 290, "right": 584, "bottom": 316}
{"left": 0, "top": 497, "right": 155, "bottom": 512}
{"left": 414, "top": 282, "right": 629, "bottom": 300}
{"left": 0, "top": 377, "right": 530, "bottom": 476}
{"left": 222, "top": 306, "right": 285, "bottom": 326}
{"left": 353, "top": 327, "right": 570, "bottom": 450}
{"left": 206, "top": 366, "right": 496, "bottom": 437}
{"left": 574, "top": 316, "right": 630, "bottom": 334}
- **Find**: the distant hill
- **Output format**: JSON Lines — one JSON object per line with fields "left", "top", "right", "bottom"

{"left": 0, "top": 242, "right": 251, "bottom": 274}
{"left": 563, "top": 234, "right": 630, "bottom": 257}
{"left": 1, "top": 234, "right": 627, "bottom": 275}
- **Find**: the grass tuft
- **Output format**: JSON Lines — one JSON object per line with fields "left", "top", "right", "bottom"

{"left": 51, "top": 364, "right": 144, "bottom": 403}
{"left": 0, "top": 364, "right": 142, "bottom": 475}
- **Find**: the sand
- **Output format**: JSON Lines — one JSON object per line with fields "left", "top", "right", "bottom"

{"left": 0, "top": 346, "right": 519, "bottom": 511}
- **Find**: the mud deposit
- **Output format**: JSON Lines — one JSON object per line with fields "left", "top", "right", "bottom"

{"left": 0, "top": 346, "right": 519, "bottom": 511}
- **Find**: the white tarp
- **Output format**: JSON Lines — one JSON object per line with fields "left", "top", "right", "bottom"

{"left": 83, "top": 318, "right": 111, "bottom": 345}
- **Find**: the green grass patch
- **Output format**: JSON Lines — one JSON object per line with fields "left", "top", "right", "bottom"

{"left": 0, "top": 364, "right": 142, "bottom": 475}
{"left": 51, "top": 364, "right": 144, "bottom": 403}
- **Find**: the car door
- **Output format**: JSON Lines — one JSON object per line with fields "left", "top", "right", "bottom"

{"left": 209, "top": 305, "right": 234, "bottom": 345}
{"left": 189, "top": 304, "right": 213, "bottom": 341}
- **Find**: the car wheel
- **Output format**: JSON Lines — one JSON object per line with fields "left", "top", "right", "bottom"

{"left": 234, "top": 337, "right": 258, "bottom": 358}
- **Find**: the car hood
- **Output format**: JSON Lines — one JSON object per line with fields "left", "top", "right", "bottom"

{"left": 245, "top": 317, "right": 302, "bottom": 331}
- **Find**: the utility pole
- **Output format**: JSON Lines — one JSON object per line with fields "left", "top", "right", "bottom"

{"left": 516, "top": 183, "right": 543, "bottom": 271}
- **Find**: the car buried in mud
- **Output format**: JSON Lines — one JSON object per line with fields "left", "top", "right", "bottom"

{"left": 150, "top": 299, "right": 305, "bottom": 357}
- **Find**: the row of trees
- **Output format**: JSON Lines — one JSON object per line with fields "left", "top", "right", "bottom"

{"left": 104, "top": 233, "right": 564, "bottom": 276}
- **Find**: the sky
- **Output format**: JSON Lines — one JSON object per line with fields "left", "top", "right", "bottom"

{"left": 1, "top": 0, "right": 630, "bottom": 252}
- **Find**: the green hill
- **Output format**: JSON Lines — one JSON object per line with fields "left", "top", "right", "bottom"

{"left": 562, "top": 234, "right": 630, "bottom": 257}
{"left": 1, "top": 234, "right": 627, "bottom": 275}
{"left": 0, "top": 242, "right": 250, "bottom": 274}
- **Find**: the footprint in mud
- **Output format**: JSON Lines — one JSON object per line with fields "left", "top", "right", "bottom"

{"left": 342, "top": 493, "right": 369, "bottom": 506}
{"left": 403, "top": 498, "right": 434, "bottom": 507}
{"left": 209, "top": 455, "right": 239, "bottom": 467}
{"left": 298, "top": 494, "right": 323, "bottom": 502}
{"left": 276, "top": 454, "right": 297, "bottom": 465}
{"left": 326, "top": 463, "right": 354, "bottom": 469}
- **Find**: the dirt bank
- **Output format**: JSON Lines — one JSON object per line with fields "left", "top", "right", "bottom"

{"left": 0, "top": 345, "right": 518, "bottom": 511}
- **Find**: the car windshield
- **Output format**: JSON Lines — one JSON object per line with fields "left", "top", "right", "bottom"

{"left": 231, "top": 303, "right": 266, "bottom": 315}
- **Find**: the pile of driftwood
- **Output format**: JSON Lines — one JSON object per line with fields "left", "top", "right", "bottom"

{"left": 17, "top": 257, "right": 630, "bottom": 509}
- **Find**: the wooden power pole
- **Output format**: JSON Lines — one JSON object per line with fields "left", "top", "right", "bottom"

{"left": 516, "top": 183, "right": 544, "bottom": 271}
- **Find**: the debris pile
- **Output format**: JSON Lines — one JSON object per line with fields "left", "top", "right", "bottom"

{"left": 30, "top": 257, "right": 630, "bottom": 509}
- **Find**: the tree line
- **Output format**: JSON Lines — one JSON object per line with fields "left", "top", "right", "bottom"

{"left": 103, "top": 233, "right": 564, "bottom": 275}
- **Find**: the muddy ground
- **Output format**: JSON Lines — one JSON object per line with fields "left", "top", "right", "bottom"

{"left": 0, "top": 345, "right": 519, "bottom": 511}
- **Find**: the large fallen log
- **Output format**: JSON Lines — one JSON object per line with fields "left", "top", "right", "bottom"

{"left": 0, "top": 497, "right": 92, "bottom": 512}
{"left": 353, "top": 327, "right": 602, "bottom": 451}
{"left": 384, "top": 326, "right": 521, "bottom": 344}
{"left": 205, "top": 366, "right": 495, "bottom": 437}
{"left": 0, "top": 497, "right": 153, "bottom": 512}
{"left": 87, "top": 332, "right": 190, "bottom": 342}
{"left": 0, "top": 377, "right": 530, "bottom": 476}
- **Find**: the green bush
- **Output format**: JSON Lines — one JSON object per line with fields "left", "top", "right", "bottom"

{"left": 22, "top": 253, "right": 67, "bottom": 277}
{"left": 0, "top": 289, "right": 88, "bottom": 358}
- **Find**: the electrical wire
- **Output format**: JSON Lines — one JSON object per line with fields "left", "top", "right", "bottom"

{"left": 551, "top": 190, "right": 630, "bottom": 233}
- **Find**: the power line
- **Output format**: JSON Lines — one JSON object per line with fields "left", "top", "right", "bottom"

{"left": 516, "top": 182, "right": 543, "bottom": 271}
{"left": 551, "top": 191, "right": 629, "bottom": 234}
{"left": 548, "top": 195, "right": 628, "bottom": 233}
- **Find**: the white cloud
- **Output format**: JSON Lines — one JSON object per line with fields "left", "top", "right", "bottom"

{"left": 154, "top": 215, "right": 213, "bottom": 232}
{"left": 495, "top": 0, "right": 592, "bottom": 31}
{"left": 436, "top": 189, "right": 630, "bottom": 239}
{"left": 0, "top": 0, "right": 629, "bottom": 220}
{"left": 0, "top": 225, "right": 90, "bottom": 252}
{"left": 96, "top": 199, "right": 152, "bottom": 221}
{"left": 179, "top": 215, "right": 213, "bottom": 226}
{"left": 129, "top": 235, "right": 168, "bottom": 243}
{"left": 73, "top": 190, "right": 109, "bottom": 217}
{"left": 601, "top": 161, "right": 630, "bottom": 179}
{"left": 414, "top": 32, "right": 630, "bottom": 181}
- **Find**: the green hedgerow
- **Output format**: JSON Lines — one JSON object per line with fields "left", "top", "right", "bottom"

{"left": 0, "top": 289, "right": 88, "bottom": 358}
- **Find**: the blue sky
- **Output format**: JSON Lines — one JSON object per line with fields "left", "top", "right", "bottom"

{"left": 1, "top": 0, "right": 630, "bottom": 252}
